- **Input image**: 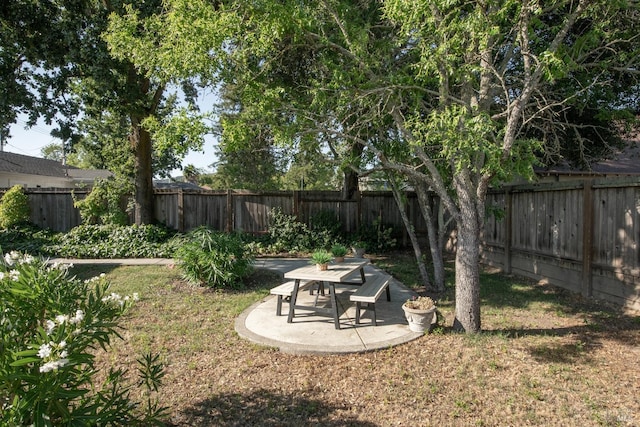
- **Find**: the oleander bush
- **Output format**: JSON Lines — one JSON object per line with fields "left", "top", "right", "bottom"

{"left": 0, "top": 251, "right": 166, "bottom": 426}
{"left": 266, "top": 208, "right": 314, "bottom": 253}
{"left": 175, "top": 226, "right": 254, "bottom": 289}
{"left": 352, "top": 217, "right": 397, "bottom": 252}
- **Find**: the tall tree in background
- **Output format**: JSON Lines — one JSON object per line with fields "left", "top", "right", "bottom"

{"left": 1, "top": 0, "right": 208, "bottom": 224}
{"left": 106, "top": 0, "right": 640, "bottom": 332}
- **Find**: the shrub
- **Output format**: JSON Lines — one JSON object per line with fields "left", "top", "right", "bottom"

{"left": 309, "top": 209, "right": 342, "bottom": 245}
{"left": 0, "top": 224, "right": 56, "bottom": 255}
{"left": 350, "top": 217, "right": 397, "bottom": 252}
{"left": 73, "top": 176, "right": 134, "bottom": 225}
{"left": 0, "top": 185, "right": 31, "bottom": 229}
{"left": 266, "top": 208, "right": 314, "bottom": 253}
{"left": 175, "top": 227, "right": 254, "bottom": 288}
{"left": 48, "top": 224, "right": 179, "bottom": 258}
{"left": 0, "top": 251, "right": 166, "bottom": 425}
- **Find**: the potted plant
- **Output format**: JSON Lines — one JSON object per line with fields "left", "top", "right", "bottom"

{"left": 309, "top": 250, "right": 333, "bottom": 271}
{"left": 351, "top": 241, "right": 367, "bottom": 258}
{"left": 330, "top": 244, "right": 348, "bottom": 262}
{"left": 402, "top": 296, "right": 437, "bottom": 333}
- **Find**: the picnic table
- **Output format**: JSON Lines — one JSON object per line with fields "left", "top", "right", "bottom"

{"left": 284, "top": 258, "right": 368, "bottom": 329}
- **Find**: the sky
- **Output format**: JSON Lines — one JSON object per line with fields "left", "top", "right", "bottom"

{"left": 6, "top": 112, "right": 218, "bottom": 178}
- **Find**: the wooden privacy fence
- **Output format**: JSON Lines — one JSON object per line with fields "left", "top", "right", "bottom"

{"left": 482, "top": 178, "right": 640, "bottom": 313}
{"left": 13, "top": 179, "right": 640, "bottom": 311}
{"left": 21, "top": 188, "right": 427, "bottom": 237}
{"left": 153, "top": 189, "right": 427, "bottom": 235}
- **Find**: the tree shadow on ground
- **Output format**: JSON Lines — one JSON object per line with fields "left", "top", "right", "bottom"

{"left": 173, "top": 388, "right": 378, "bottom": 427}
{"left": 67, "top": 263, "right": 120, "bottom": 279}
{"left": 473, "top": 315, "right": 640, "bottom": 364}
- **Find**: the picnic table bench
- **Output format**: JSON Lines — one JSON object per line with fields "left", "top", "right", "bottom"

{"left": 349, "top": 274, "right": 391, "bottom": 326}
{"left": 270, "top": 280, "right": 318, "bottom": 316}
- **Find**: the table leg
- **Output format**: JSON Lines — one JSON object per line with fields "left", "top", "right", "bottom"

{"left": 329, "top": 282, "right": 340, "bottom": 329}
{"left": 359, "top": 267, "right": 366, "bottom": 283}
{"left": 287, "top": 279, "right": 300, "bottom": 323}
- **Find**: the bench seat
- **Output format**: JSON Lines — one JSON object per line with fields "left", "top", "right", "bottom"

{"left": 349, "top": 275, "right": 391, "bottom": 326}
{"left": 270, "top": 280, "right": 317, "bottom": 316}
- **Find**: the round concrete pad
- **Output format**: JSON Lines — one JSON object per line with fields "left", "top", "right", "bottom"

{"left": 235, "top": 262, "right": 423, "bottom": 355}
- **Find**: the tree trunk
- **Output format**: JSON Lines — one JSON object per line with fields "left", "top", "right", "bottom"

{"left": 130, "top": 117, "right": 154, "bottom": 225}
{"left": 342, "top": 169, "right": 359, "bottom": 200}
{"left": 388, "top": 176, "right": 432, "bottom": 290}
{"left": 414, "top": 184, "right": 446, "bottom": 293}
{"left": 452, "top": 194, "right": 482, "bottom": 333}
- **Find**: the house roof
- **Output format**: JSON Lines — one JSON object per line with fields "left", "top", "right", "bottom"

{"left": 0, "top": 151, "right": 69, "bottom": 177}
{"left": 0, "top": 151, "right": 112, "bottom": 181}
{"left": 66, "top": 169, "right": 113, "bottom": 181}
{"left": 536, "top": 138, "right": 640, "bottom": 177}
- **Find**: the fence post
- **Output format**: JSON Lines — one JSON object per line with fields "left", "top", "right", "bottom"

{"left": 293, "top": 190, "right": 300, "bottom": 220}
{"left": 504, "top": 187, "right": 512, "bottom": 274}
{"left": 581, "top": 180, "right": 594, "bottom": 297}
{"left": 177, "top": 189, "right": 184, "bottom": 232}
{"left": 226, "top": 189, "right": 233, "bottom": 233}
{"left": 356, "top": 191, "right": 362, "bottom": 231}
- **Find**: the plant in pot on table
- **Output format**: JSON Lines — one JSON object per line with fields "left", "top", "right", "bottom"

{"left": 402, "top": 296, "right": 437, "bottom": 333}
{"left": 310, "top": 249, "right": 333, "bottom": 271}
{"left": 330, "top": 244, "right": 348, "bottom": 262}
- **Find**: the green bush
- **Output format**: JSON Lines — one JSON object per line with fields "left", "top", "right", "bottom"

{"left": 310, "top": 209, "right": 342, "bottom": 245}
{"left": 48, "top": 224, "right": 179, "bottom": 258}
{"left": 0, "top": 224, "right": 56, "bottom": 255}
{"left": 351, "top": 217, "right": 397, "bottom": 252}
{"left": 0, "top": 251, "right": 166, "bottom": 425}
{"left": 0, "top": 185, "right": 31, "bottom": 229}
{"left": 266, "top": 208, "right": 313, "bottom": 253}
{"left": 175, "top": 227, "right": 254, "bottom": 289}
{"left": 73, "top": 176, "right": 134, "bottom": 225}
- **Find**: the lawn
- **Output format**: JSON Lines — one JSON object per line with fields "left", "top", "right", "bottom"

{"left": 72, "top": 252, "right": 639, "bottom": 426}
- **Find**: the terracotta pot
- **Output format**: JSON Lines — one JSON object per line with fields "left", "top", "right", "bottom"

{"left": 402, "top": 304, "right": 436, "bottom": 333}
{"left": 316, "top": 263, "right": 329, "bottom": 271}
{"left": 334, "top": 256, "right": 345, "bottom": 263}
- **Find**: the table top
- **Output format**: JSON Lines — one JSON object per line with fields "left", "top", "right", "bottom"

{"left": 284, "top": 258, "right": 369, "bottom": 283}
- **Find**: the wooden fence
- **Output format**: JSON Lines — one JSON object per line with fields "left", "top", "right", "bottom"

{"left": 22, "top": 188, "right": 426, "bottom": 237}
{"left": 482, "top": 178, "right": 640, "bottom": 313}
{"left": 13, "top": 179, "right": 640, "bottom": 312}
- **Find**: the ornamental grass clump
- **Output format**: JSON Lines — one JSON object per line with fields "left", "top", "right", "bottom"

{"left": 175, "top": 226, "right": 254, "bottom": 288}
{"left": 309, "top": 249, "right": 333, "bottom": 265}
{"left": 330, "top": 244, "right": 348, "bottom": 258}
{"left": 0, "top": 251, "right": 167, "bottom": 426}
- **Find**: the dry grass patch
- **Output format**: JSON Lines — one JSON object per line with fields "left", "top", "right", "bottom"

{"left": 71, "top": 257, "right": 640, "bottom": 426}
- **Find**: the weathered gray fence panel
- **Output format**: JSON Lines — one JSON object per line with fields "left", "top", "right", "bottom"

{"left": 233, "top": 191, "right": 293, "bottom": 233}
{"left": 25, "top": 189, "right": 85, "bottom": 232}
{"left": 483, "top": 178, "right": 640, "bottom": 313}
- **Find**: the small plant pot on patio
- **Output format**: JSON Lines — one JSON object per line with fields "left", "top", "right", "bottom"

{"left": 402, "top": 296, "right": 437, "bottom": 333}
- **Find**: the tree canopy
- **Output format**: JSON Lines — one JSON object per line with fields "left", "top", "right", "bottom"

{"left": 1, "top": 0, "right": 211, "bottom": 223}
{"left": 87, "top": 0, "right": 640, "bottom": 331}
